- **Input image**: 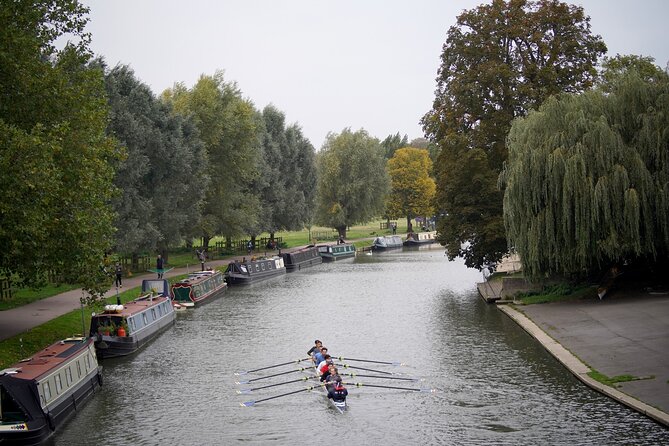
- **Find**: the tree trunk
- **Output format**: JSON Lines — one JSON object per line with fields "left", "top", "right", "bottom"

{"left": 336, "top": 226, "right": 347, "bottom": 238}
{"left": 202, "top": 235, "right": 210, "bottom": 250}
{"left": 407, "top": 216, "right": 413, "bottom": 233}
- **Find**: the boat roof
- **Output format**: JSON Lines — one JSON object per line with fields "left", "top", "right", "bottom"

{"left": 174, "top": 269, "right": 221, "bottom": 286}
{"left": 0, "top": 338, "right": 93, "bottom": 381}
{"left": 93, "top": 295, "right": 170, "bottom": 318}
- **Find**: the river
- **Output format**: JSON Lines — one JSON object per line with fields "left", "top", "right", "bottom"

{"left": 50, "top": 248, "right": 669, "bottom": 445}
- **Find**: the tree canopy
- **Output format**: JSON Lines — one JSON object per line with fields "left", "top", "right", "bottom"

{"left": 385, "top": 148, "right": 436, "bottom": 232}
{"left": 162, "top": 72, "right": 259, "bottom": 247}
{"left": 104, "top": 64, "right": 208, "bottom": 257}
{"left": 0, "top": 0, "right": 120, "bottom": 294}
{"left": 501, "top": 69, "right": 669, "bottom": 279}
{"left": 423, "top": 0, "right": 606, "bottom": 269}
{"left": 315, "top": 129, "right": 389, "bottom": 237}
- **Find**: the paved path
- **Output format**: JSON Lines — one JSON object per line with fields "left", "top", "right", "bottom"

{"left": 499, "top": 290, "right": 669, "bottom": 427}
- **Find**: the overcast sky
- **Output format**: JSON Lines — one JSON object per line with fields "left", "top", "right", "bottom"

{"left": 81, "top": 0, "right": 669, "bottom": 149}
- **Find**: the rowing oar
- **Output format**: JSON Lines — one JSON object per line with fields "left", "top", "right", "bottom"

{"left": 235, "top": 357, "right": 311, "bottom": 375}
{"left": 340, "top": 372, "right": 418, "bottom": 382}
{"left": 334, "top": 356, "right": 405, "bottom": 366}
{"left": 336, "top": 363, "right": 394, "bottom": 375}
{"left": 237, "top": 376, "right": 319, "bottom": 394}
{"left": 235, "top": 366, "right": 312, "bottom": 384}
{"left": 240, "top": 383, "right": 326, "bottom": 407}
{"left": 342, "top": 382, "right": 435, "bottom": 393}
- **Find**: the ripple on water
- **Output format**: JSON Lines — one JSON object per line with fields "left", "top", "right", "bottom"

{"left": 51, "top": 251, "right": 669, "bottom": 445}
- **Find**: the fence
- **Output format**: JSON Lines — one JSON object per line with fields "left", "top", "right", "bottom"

{"left": 379, "top": 221, "right": 398, "bottom": 230}
{"left": 213, "top": 237, "right": 284, "bottom": 254}
{"left": 0, "top": 278, "right": 12, "bottom": 300}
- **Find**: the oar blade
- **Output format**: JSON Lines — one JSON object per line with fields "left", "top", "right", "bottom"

{"left": 236, "top": 389, "right": 252, "bottom": 394}
{"left": 240, "top": 400, "right": 256, "bottom": 407}
{"left": 235, "top": 380, "right": 250, "bottom": 385}
{"left": 234, "top": 371, "right": 248, "bottom": 376}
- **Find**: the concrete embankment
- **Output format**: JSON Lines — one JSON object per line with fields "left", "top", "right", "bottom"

{"left": 498, "top": 296, "right": 669, "bottom": 427}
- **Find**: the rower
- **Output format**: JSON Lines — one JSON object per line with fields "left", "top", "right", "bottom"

{"left": 324, "top": 366, "right": 342, "bottom": 392}
{"left": 313, "top": 346, "right": 327, "bottom": 365}
{"left": 318, "top": 354, "right": 332, "bottom": 374}
{"left": 328, "top": 381, "right": 348, "bottom": 404}
{"left": 307, "top": 339, "right": 322, "bottom": 357}
{"left": 321, "top": 362, "right": 336, "bottom": 382}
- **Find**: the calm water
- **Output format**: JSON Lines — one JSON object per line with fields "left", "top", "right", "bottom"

{"left": 50, "top": 249, "right": 668, "bottom": 445}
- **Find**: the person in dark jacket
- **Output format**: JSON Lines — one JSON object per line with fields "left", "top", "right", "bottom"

{"left": 307, "top": 340, "right": 322, "bottom": 357}
{"left": 156, "top": 254, "right": 164, "bottom": 279}
{"left": 328, "top": 381, "right": 348, "bottom": 403}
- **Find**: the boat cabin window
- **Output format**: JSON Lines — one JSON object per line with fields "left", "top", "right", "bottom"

{"left": 1, "top": 384, "right": 28, "bottom": 423}
{"left": 142, "top": 313, "right": 148, "bottom": 326}
{"left": 43, "top": 382, "right": 52, "bottom": 401}
{"left": 85, "top": 354, "right": 91, "bottom": 371}
{"left": 158, "top": 305, "right": 163, "bottom": 316}
{"left": 151, "top": 308, "right": 156, "bottom": 320}
{"left": 66, "top": 367, "right": 73, "bottom": 385}
{"left": 77, "top": 361, "right": 82, "bottom": 378}
{"left": 55, "top": 374, "right": 63, "bottom": 394}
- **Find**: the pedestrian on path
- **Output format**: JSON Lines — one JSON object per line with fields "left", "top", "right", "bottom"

{"left": 196, "top": 249, "right": 206, "bottom": 271}
{"left": 156, "top": 255, "right": 164, "bottom": 279}
{"left": 114, "top": 262, "right": 123, "bottom": 288}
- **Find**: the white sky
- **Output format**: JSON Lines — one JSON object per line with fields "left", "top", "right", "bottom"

{"left": 80, "top": 0, "right": 669, "bottom": 149}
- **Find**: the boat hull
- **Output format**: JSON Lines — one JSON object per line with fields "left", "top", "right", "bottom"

{"left": 281, "top": 247, "right": 323, "bottom": 272}
{"left": 317, "top": 243, "right": 356, "bottom": 262}
{"left": 171, "top": 270, "right": 228, "bottom": 306}
{"left": 371, "top": 235, "right": 404, "bottom": 251}
{"left": 0, "top": 339, "right": 102, "bottom": 446}
{"left": 225, "top": 257, "right": 287, "bottom": 285}
{"left": 94, "top": 312, "right": 175, "bottom": 359}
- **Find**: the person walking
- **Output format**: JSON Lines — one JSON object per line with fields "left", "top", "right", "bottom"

{"left": 156, "top": 254, "right": 164, "bottom": 279}
{"left": 114, "top": 262, "right": 123, "bottom": 288}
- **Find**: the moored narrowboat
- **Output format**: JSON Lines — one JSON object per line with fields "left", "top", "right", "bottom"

{"left": 371, "top": 235, "right": 404, "bottom": 251}
{"left": 317, "top": 243, "right": 356, "bottom": 262}
{"left": 224, "top": 257, "right": 287, "bottom": 285}
{"left": 171, "top": 270, "right": 227, "bottom": 307}
{"left": 0, "top": 337, "right": 101, "bottom": 445}
{"left": 403, "top": 231, "right": 438, "bottom": 247}
{"left": 90, "top": 280, "right": 175, "bottom": 359}
{"left": 281, "top": 246, "right": 323, "bottom": 272}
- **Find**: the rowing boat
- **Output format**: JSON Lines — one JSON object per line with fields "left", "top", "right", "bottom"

{"left": 312, "top": 365, "right": 346, "bottom": 413}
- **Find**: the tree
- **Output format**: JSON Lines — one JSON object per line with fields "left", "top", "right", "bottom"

{"left": 103, "top": 64, "right": 208, "bottom": 259}
{"left": 381, "top": 133, "right": 408, "bottom": 160}
{"left": 422, "top": 0, "right": 606, "bottom": 269}
{"left": 162, "top": 72, "right": 259, "bottom": 248}
{"left": 0, "top": 0, "right": 120, "bottom": 295}
{"left": 385, "top": 148, "right": 436, "bottom": 232}
{"left": 501, "top": 69, "right": 669, "bottom": 279}
{"left": 315, "top": 129, "right": 389, "bottom": 237}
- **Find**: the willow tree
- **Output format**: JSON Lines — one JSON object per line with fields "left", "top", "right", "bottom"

{"left": 422, "top": 0, "right": 606, "bottom": 269}
{"left": 315, "top": 129, "right": 389, "bottom": 238}
{"left": 386, "top": 148, "right": 436, "bottom": 232}
{"left": 501, "top": 70, "right": 669, "bottom": 279}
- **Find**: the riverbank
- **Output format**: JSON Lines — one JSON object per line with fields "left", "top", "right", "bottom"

{"left": 498, "top": 292, "right": 669, "bottom": 427}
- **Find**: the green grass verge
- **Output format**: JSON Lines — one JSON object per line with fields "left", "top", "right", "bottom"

{"left": 515, "top": 283, "right": 598, "bottom": 305}
{"left": 587, "top": 370, "right": 646, "bottom": 387}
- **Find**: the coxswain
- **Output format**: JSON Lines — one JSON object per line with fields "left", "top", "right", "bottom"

{"left": 307, "top": 340, "right": 322, "bottom": 357}
{"left": 328, "top": 382, "right": 348, "bottom": 404}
